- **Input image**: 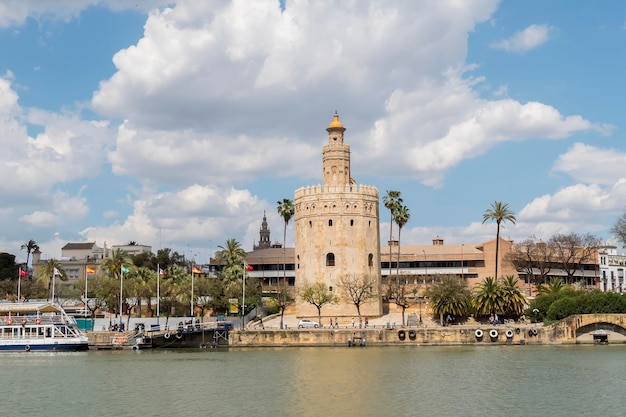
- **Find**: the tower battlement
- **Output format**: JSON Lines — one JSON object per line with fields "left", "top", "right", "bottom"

{"left": 295, "top": 183, "right": 379, "bottom": 199}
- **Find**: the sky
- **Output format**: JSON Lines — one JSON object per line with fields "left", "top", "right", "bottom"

{"left": 2, "top": 0, "right": 626, "bottom": 264}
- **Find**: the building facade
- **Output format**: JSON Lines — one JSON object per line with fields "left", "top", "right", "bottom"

{"left": 598, "top": 245, "right": 626, "bottom": 292}
{"left": 293, "top": 113, "right": 382, "bottom": 318}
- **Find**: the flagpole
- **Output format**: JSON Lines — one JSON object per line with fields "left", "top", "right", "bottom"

{"left": 84, "top": 266, "right": 88, "bottom": 317}
{"left": 190, "top": 267, "right": 194, "bottom": 318}
{"left": 119, "top": 265, "right": 123, "bottom": 328}
{"left": 17, "top": 267, "right": 21, "bottom": 303}
{"left": 51, "top": 269, "right": 55, "bottom": 303}
{"left": 156, "top": 264, "right": 160, "bottom": 320}
{"left": 241, "top": 263, "right": 246, "bottom": 330}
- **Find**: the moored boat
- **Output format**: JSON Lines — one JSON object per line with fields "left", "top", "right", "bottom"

{"left": 149, "top": 319, "right": 233, "bottom": 349}
{"left": 0, "top": 302, "right": 90, "bottom": 352}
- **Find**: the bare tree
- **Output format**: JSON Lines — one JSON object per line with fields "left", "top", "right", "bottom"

{"left": 275, "top": 280, "right": 294, "bottom": 329}
{"left": 298, "top": 281, "right": 338, "bottom": 325}
{"left": 506, "top": 237, "right": 554, "bottom": 291}
{"left": 338, "top": 274, "right": 377, "bottom": 325}
{"left": 386, "top": 278, "right": 417, "bottom": 327}
{"left": 548, "top": 233, "right": 599, "bottom": 285}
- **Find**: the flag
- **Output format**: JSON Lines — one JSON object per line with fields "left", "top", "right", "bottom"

{"left": 158, "top": 267, "right": 165, "bottom": 276}
{"left": 121, "top": 266, "right": 130, "bottom": 273}
{"left": 19, "top": 268, "right": 28, "bottom": 277}
{"left": 53, "top": 268, "right": 61, "bottom": 276}
{"left": 192, "top": 266, "right": 201, "bottom": 274}
{"left": 86, "top": 267, "right": 95, "bottom": 275}
{"left": 246, "top": 264, "right": 253, "bottom": 271}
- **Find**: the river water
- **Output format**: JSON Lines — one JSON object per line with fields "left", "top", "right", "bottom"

{"left": 3, "top": 345, "right": 625, "bottom": 417}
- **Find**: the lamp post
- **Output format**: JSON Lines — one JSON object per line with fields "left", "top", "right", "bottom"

{"left": 422, "top": 250, "right": 428, "bottom": 283}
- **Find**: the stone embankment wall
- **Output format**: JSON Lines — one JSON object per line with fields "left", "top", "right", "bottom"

{"left": 230, "top": 314, "right": 626, "bottom": 347}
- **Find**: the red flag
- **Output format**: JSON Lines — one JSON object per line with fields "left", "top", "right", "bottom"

{"left": 192, "top": 266, "right": 201, "bottom": 274}
{"left": 246, "top": 264, "right": 253, "bottom": 271}
{"left": 19, "top": 268, "right": 28, "bottom": 277}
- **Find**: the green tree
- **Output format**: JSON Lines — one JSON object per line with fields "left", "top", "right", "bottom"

{"left": 383, "top": 190, "right": 402, "bottom": 274}
{"left": 0, "top": 252, "right": 18, "bottom": 280}
{"left": 387, "top": 279, "right": 418, "bottom": 327}
{"left": 500, "top": 275, "right": 527, "bottom": 317}
{"left": 482, "top": 201, "right": 516, "bottom": 279}
{"left": 424, "top": 275, "right": 472, "bottom": 325}
{"left": 20, "top": 239, "right": 39, "bottom": 270}
{"left": 99, "top": 249, "right": 135, "bottom": 316}
{"left": 277, "top": 198, "right": 295, "bottom": 282}
{"left": 36, "top": 259, "right": 67, "bottom": 301}
{"left": 393, "top": 204, "right": 410, "bottom": 276}
{"left": 211, "top": 239, "right": 248, "bottom": 313}
{"left": 473, "top": 277, "right": 503, "bottom": 316}
{"left": 536, "top": 278, "right": 569, "bottom": 295}
{"left": 299, "top": 281, "right": 338, "bottom": 325}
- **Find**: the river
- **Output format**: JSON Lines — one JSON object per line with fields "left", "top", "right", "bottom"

{"left": 2, "top": 345, "right": 625, "bottom": 417}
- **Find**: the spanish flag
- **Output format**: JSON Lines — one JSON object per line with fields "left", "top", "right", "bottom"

{"left": 86, "top": 267, "right": 95, "bottom": 276}
{"left": 192, "top": 266, "right": 201, "bottom": 274}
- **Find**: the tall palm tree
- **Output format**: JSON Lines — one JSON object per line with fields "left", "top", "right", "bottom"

{"left": 20, "top": 239, "right": 39, "bottom": 269}
{"left": 215, "top": 238, "right": 247, "bottom": 278}
{"left": 393, "top": 205, "right": 410, "bottom": 277}
{"left": 482, "top": 201, "right": 516, "bottom": 279}
{"left": 277, "top": 198, "right": 295, "bottom": 282}
{"left": 36, "top": 259, "right": 66, "bottom": 301}
{"left": 383, "top": 190, "right": 402, "bottom": 274}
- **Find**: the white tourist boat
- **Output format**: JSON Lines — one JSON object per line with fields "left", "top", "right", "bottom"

{"left": 0, "top": 302, "right": 89, "bottom": 352}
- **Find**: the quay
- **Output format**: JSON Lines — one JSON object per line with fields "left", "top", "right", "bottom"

{"left": 85, "top": 313, "right": 626, "bottom": 349}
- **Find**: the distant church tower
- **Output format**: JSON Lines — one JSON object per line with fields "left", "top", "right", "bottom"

{"left": 253, "top": 211, "right": 272, "bottom": 250}
{"left": 294, "top": 112, "right": 382, "bottom": 318}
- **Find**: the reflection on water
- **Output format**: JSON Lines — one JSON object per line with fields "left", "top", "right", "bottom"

{"left": 2, "top": 345, "right": 626, "bottom": 417}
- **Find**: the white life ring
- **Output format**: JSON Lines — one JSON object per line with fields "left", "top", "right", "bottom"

{"left": 489, "top": 329, "right": 499, "bottom": 339}
{"left": 25, "top": 345, "right": 31, "bottom": 352}
{"left": 475, "top": 329, "right": 483, "bottom": 339}
{"left": 531, "top": 328, "right": 538, "bottom": 336}
{"left": 505, "top": 329, "right": 514, "bottom": 338}
{"left": 164, "top": 332, "right": 171, "bottom": 339}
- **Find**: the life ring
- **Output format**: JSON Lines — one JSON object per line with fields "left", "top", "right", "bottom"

{"left": 132, "top": 345, "right": 139, "bottom": 351}
{"left": 530, "top": 328, "right": 538, "bottom": 336}
{"left": 489, "top": 329, "right": 498, "bottom": 339}
{"left": 398, "top": 330, "right": 406, "bottom": 341}
{"left": 25, "top": 345, "right": 30, "bottom": 352}
{"left": 408, "top": 330, "right": 417, "bottom": 340}
{"left": 176, "top": 332, "right": 183, "bottom": 340}
{"left": 35, "top": 317, "right": 41, "bottom": 325}
{"left": 505, "top": 329, "right": 514, "bottom": 338}
{"left": 475, "top": 329, "right": 483, "bottom": 339}
{"left": 5, "top": 318, "right": 12, "bottom": 325}
{"left": 164, "top": 332, "right": 171, "bottom": 339}
{"left": 21, "top": 317, "right": 27, "bottom": 325}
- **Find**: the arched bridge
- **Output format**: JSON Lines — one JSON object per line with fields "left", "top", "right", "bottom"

{"left": 554, "top": 314, "right": 626, "bottom": 344}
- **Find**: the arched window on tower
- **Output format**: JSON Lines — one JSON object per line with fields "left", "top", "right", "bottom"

{"left": 368, "top": 253, "right": 374, "bottom": 267}
{"left": 328, "top": 219, "right": 333, "bottom": 227}
{"left": 350, "top": 219, "right": 354, "bottom": 226}
{"left": 326, "top": 253, "right": 335, "bottom": 267}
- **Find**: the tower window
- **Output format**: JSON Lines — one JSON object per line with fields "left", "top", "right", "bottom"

{"left": 350, "top": 219, "right": 354, "bottom": 226}
{"left": 309, "top": 220, "right": 312, "bottom": 228}
{"left": 326, "top": 253, "right": 335, "bottom": 267}
{"left": 368, "top": 253, "right": 374, "bottom": 267}
{"left": 328, "top": 219, "right": 333, "bottom": 226}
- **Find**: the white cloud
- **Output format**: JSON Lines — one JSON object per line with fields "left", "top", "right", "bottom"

{"left": 491, "top": 24, "right": 550, "bottom": 53}
{"left": 553, "top": 142, "right": 626, "bottom": 186}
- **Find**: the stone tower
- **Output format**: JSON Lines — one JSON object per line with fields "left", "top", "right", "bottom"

{"left": 294, "top": 112, "right": 382, "bottom": 318}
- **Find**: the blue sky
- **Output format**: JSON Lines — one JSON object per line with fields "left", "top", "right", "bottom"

{"left": 2, "top": 0, "right": 626, "bottom": 263}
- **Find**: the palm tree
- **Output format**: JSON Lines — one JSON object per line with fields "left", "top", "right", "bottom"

{"left": 215, "top": 238, "right": 247, "bottom": 272}
{"left": 500, "top": 275, "right": 527, "bottom": 317}
{"left": 424, "top": 275, "right": 472, "bottom": 325}
{"left": 20, "top": 239, "right": 39, "bottom": 270}
{"left": 36, "top": 259, "right": 66, "bottom": 301}
{"left": 482, "top": 201, "right": 516, "bottom": 279}
{"left": 383, "top": 190, "right": 402, "bottom": 274}
{"left": 393, "top": 205, "right": 410, "bottom": 276}
{"left": 473, "top": 277, "right": 503, "bottom": 317}
{"left": 277, "top": 198, "right": 295, "bottom": 282}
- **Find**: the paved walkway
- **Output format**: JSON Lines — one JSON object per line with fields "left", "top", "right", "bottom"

{"left": 253, "top": 312, "right": 443, "bottom": 329}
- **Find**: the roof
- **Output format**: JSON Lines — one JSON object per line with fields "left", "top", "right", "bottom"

{"left": 61, "top": 242, "right": 97, "bottom": 250}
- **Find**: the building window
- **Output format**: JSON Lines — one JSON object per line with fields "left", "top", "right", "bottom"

{"left": 326, "top": 253, "right": 335, "bottom": 267}
{"left": 350, "top": 219, "right": 354, "bottom": 226}
{"left": 328, "top": 219, "right": 333, "bottom": 226}
{"left": 309, "top": 221, "right": 312, "bottom": 228}
{"left": 368, "top": 253, "right": 373, "bottom": 267}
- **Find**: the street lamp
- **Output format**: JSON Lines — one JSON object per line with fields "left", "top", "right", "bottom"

{"left": 422, "top": 250, "right": 428, "bottom": 282}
